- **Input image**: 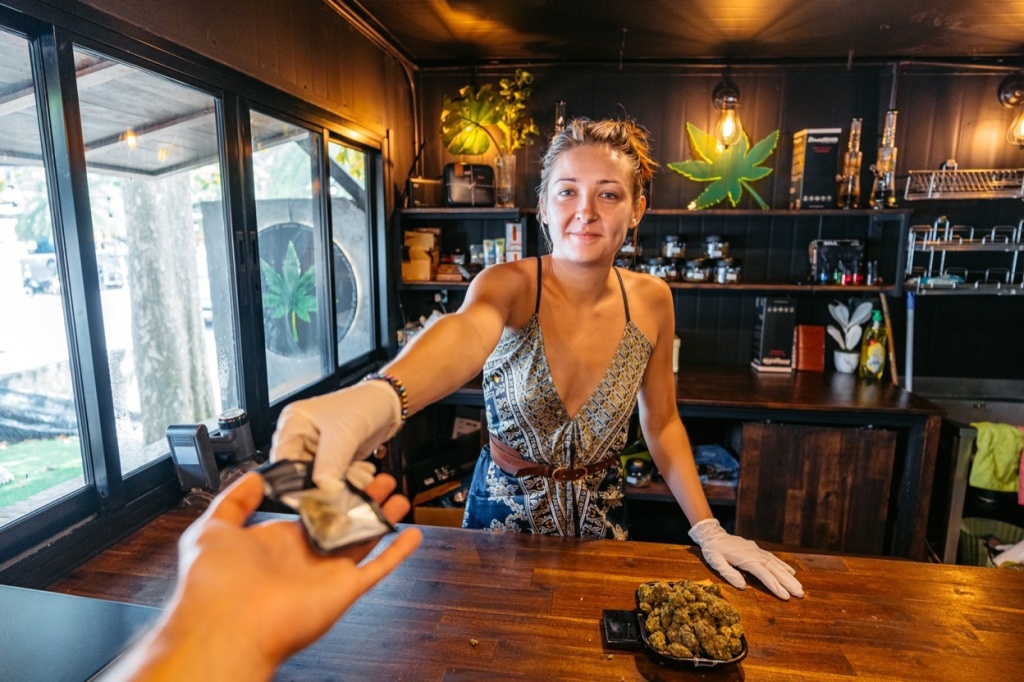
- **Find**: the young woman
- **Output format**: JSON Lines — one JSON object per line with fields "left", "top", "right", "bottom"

{"left": 272, "top": 118, "right": 803, "bottom": 600}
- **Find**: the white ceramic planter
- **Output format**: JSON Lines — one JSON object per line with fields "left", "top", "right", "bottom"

{"left": 834, "top": 350, "right": 859, "bottom": 374}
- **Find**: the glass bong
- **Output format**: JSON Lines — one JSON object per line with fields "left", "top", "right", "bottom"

{"left": 837, "top": 117, "right": 863, "bottom": 208}
{"left": 869, "top": 109, "right": 898, "bottom": 208}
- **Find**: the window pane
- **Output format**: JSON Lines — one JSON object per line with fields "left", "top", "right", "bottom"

{"left": 250, "top": 111, "right": 330, "bottom": 403}
{"left": 73, "top": 46, "right": 238, "bottom": 474}
{"left": 0, "top": 29, "right": 85, "bottom": 526}
{"left": 327, "top": 140, "right": 374, "bottom": 366}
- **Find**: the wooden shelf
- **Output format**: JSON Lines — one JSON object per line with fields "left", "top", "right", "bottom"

{"left": 399, "top": 207, "right": 525, "bottom": 219}
{"left": 400, "top": 280, "right": 471, "bottom": 289}
{"left": 399, "top": 280, "right": 897, "bottom": 294}
{"left": 645, "top": 208, "right": 911, "bottom": 217}
{"left": 667, "top": 282, "right": 896, "bottom": 294}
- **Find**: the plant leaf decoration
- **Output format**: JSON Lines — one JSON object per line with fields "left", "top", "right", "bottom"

{"left": 260, "top": 240, "right": 318, "bottom": 343}
{"left": 440, "top": 84, "right": 502, "bottom": 156}
{"left": 826, "top": 300, "right": 874, "bottom": 350}
{"left": 826, "top": 325, "right": 846, "bottom": 349}
{"left": 440, "top": 71, "right": 539, "bottom": 156}
{"left": 667, "top": 123, "right": 779, "bottom": 210}
{"left": 848, "top": 301, "right": 874, "bottom": 328}
{"left": 845, "top": 326, "right": 863, "bottom": 350}
{"left": 828, "top": 302, "right": 849, "bottom": 328}
{"left": 442, "top": 82, "right": 501, "bottom": 154}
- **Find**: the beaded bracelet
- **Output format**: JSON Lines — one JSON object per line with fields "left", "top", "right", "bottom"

{"left": 363, "top": 371, "right": 409, "bottom": 425}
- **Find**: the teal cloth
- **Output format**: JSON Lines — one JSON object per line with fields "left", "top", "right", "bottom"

{"left": 969, "top": 422, "right": 1023, "bottom": 493}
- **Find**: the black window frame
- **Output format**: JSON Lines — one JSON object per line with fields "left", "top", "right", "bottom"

{"left": 0, "top": 1, "right": 392, "bottom": 586}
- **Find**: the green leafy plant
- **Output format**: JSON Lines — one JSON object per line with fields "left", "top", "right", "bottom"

{"left": 440, "top": 69, "right": 540, "bottom": 156}
{"left": 260, "top": 240, "right": 317, "bottom": 344}
{"left": 668, "top": 123, "right": 779, "bottom": 210}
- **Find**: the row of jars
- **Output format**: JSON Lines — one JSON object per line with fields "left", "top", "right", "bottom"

{"left": 618, "top": 235, "right": 741, "bottom": 283}
{"left": 620, "top": 234, "right": 731, "bottom": 261}
{"left": 639, "top": 256, "right": 743, "bottom": 283}
{"left": 662, "top": 234, "right": 730, "bottom": 259}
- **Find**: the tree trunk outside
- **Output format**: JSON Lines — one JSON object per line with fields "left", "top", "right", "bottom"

{"left": 124, "top": 174, "right": 213, "bottom": 445}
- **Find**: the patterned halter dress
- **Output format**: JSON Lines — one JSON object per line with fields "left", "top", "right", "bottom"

{"left": 462, "top": 257, "right": 654, "bottom": 538}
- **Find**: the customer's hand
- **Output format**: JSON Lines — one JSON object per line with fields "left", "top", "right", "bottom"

{"left": 271, "top": 380, "right": 402, "bottom": 488}
{"left": 102, "top": 471, "right": 421, "bottom": 681}
{"left": 688, "top": 518, "right": 803, "bottom": 601}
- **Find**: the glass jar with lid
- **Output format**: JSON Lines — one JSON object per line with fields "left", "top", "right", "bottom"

{"left": 713, "top": 257, "right": 733, "bottom": 284}
{"left": 713, "top": 257, "right": 744, "bottom": 284}
{"left": 683, "top": 257, "right": 710, "bottom": 282}
{"left": 661, "top": 235, "right": 686, "bottom": 259}
{"left": 703, "top": 235, "right": 729, "bottom": 259}
{"left": 644, "top": 256, "right": 666, "bottom": 278}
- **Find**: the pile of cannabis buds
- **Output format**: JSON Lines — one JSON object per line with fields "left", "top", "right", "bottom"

{"left": 637, "top": 580, "right": 744, "bottom": 661}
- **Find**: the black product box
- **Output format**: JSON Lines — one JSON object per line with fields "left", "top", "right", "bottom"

{"left": 407, "top": 177, "right": 443, "bottom": 207}
{"left": 790, "top": 128, "right": 841, "bottom": 209}
{"left": 751, "top": 296, "right": 796, "bottom": 373}
{"left": 443, "top": 163, "right": 495, "bottom": 207}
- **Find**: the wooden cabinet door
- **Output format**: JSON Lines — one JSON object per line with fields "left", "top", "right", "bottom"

{"left": 736, "top": 422, "right": 897, "bottom": 554}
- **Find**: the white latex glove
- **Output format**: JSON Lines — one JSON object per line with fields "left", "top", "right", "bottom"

{"left": 688, "top": 518, "right": 804, "bottom": 601}
{"left": 345, "top": 460, "right": 377, "bottom": 491}
{"left": 270, "top": 380, "right": 402, "bottom": 488}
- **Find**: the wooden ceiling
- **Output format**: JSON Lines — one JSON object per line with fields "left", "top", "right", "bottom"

{"left": 339, "top": 0, "right": 1024, "bottom": 67}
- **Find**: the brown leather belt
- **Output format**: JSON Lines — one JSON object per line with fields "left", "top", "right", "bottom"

{"left": 488, "top": 433, "right": 618, "bottom": 482}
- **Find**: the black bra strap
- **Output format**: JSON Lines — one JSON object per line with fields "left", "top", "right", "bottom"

{"left": 614, "top": 268, "right": 631, "bottom": 323}
{"left": 535, "top": 256, "right": 543, "bottom": 315}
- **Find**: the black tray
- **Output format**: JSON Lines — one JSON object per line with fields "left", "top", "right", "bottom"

{"left": 634, "top": 581, "right": 748, "bottom": 668}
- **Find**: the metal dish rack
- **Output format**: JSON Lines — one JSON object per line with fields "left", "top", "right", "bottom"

{"left": 904, "top": 168, "right": 1024, "bottom": 201}
{"left": 904, "top": 218, "right": 1024, "bottom": 295}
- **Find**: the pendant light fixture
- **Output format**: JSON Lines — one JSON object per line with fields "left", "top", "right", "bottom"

{"left": 712, "top": 78, "right": 744, "bottom": 149}
{"left": 997, "top": 74, "right": 1024, "bottom": 148}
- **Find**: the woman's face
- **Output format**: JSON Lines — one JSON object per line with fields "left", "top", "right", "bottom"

{"left": 540, "top": 143, "right": 645, "bottom": 265}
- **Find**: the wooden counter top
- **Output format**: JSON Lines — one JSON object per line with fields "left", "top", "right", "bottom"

{"left": 448, "top": 365, "right": 943, "bottom": 418}
{"left": 48, "top": 508, "right": 1023, "bottom": 681}
{"left": 674, "top": 366, "right": 942, "bottom": 416}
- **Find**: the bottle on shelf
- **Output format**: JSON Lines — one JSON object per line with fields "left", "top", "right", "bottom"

{"left": 836, "top": 117, "right": 863, "bottom": 209}
{"left": 859, "top": 310, "right": 887, "bottom": 380}
{"left": 869, "top": 109, "right": 899, "bottom": 209}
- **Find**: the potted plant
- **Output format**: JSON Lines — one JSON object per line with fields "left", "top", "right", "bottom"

{"left": 827, "top": 300, "right": 873, "bottom": 373}
{"left": 440, "top": 69, "right": 540, "bottom": 207}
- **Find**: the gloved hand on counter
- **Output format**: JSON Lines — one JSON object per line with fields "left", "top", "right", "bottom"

{"left": 270, "top": 380, "right": 403, "bottom": 489}
{"left": 688, "top": 518, "right": 804, "bottom": 601}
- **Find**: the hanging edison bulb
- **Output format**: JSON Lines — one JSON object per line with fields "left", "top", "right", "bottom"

{"left": 712, "top": 79, "right": 744, "bottom": 149}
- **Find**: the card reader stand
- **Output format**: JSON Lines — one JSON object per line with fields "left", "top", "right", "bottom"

{"left": 166, "top": 408, "right": 263, "bottom": 492}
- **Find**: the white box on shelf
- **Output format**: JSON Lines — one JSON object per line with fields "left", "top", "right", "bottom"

{"left": 505, "top": 221, "right": 524, "bottom": 249}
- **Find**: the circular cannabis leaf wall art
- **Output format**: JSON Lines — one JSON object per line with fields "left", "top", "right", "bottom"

{"left": 668, "top": 123, "right": 779, "bottom": 209}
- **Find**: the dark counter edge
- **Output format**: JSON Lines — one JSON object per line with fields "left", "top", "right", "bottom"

{"left": 445, "top": 366, "right": 944, "bottom": 417}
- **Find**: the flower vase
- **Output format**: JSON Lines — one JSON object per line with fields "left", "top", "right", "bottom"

{"left": 833, "top": 350, "right": 859, "bottom": 374}
{"left": 496, "top": 153, "right": 516, "bottom": 207}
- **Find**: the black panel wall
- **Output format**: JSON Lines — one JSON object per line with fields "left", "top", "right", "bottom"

{"left": 415, "top": 62, "right": 1024, "bottom": 382}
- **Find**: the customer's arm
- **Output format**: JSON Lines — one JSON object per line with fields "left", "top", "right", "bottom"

{"left": 100, "top": 472, "right": 421, "bottom": 681}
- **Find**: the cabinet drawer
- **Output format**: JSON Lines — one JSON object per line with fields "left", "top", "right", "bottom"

{"left": 736, "top": 422, "right": 897, "bottom": 554}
